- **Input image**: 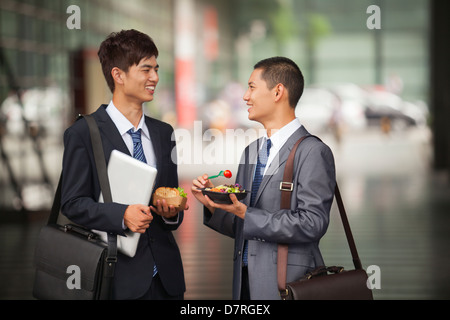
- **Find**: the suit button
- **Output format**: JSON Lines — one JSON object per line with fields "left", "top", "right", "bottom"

{"left": 238, "top": 250, "right": 241, "bottom": 256}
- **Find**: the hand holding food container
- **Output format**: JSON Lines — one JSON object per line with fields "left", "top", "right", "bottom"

{"left": 151, "top": 187, "right": 188, "bottom": 219}
{"left": 191, "top": 169, "right": 249, "bottom": 204}
{"left": 152, "top": 187, "right": 187, "bottom": 210}
{"left": 200, "top": 184, "right": 249, "bottom": 204}
{"left": 191, "top": 170, "right": 249, "bottom": 219}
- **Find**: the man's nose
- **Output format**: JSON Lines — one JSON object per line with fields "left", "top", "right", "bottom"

{"left": 149, "top": 71, "right": 159, "bottom": 82}
{"left": 243, "top": 90, "right": 250, "bottom": 101}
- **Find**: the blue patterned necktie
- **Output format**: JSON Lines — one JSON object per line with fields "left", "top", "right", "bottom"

{"left": 128, "top": 129, "right": 147, "bottom": 163}
{"left": 127, "top": 128, "right": 157, "bottom": 277}
{"left": 243, "top": 138, "right": 272, "bottom": 266}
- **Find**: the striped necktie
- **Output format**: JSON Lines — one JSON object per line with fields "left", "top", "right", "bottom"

{"left": 243, "top": 138, "right": 272, "bottom": 266}
{"left": 128, "top": 129, "right": 147, "bottom": 163}
{"left": 127, "top": 128, "right": 157, "bottom": 277}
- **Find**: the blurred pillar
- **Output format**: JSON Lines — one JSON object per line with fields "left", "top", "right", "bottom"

{"left": 70, "top": 50, "right": 86, "bottom": 117}
{"left": 373, "top": 0, "right": 383, "bottom": 85}
{"left": 204, "top": 6, "right": 219, "bottom": 62}
{"left": 70, "top": 49, "right": 110, "bottom": 117}
{"left": 174, "top": 0, "right": 197, "bottom": 129}
{"left": 430, "top": 0, "right": 450, "bottom": 176}
{"left": 305, "top": 0, "right": 315, "bottom": 84}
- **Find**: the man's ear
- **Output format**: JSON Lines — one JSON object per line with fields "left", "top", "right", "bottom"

{"left": 274, "top": 84, "right": 285, "bottom": 102}
{"left": 111, "top": 67, "right": 124, "bottom": 86}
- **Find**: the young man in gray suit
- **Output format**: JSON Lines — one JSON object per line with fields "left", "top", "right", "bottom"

{"left": 192, "top": 57, "right": 336, "bottom": 300}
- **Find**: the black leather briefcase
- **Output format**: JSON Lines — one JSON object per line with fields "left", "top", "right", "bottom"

{"left": 32, "top": 115, "right": 117, "bottom": 300}
{"left": 33, "top": 223, "right": 110, "bottom": 300}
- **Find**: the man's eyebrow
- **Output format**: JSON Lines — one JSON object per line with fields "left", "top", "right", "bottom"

{"left": 140, "top": 64, "right": 159, "bottom": 69}
{"left": 248, "top": 81, "right": 256, "bottom": 86}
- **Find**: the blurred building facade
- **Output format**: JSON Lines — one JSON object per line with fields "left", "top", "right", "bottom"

{"left": 1, "top": 0, "right": 445, "bottom": 211}
{"left": 0, "top": 0, "right": 176, "bottom": 123}
{"left": 1, "top": 0, "right": 430, "bottom": 124}
{"left": 0, "top": 0, "right": 179, "bottom": 210}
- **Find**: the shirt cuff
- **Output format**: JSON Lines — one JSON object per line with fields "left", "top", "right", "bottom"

{"left": 162, "top": 214, "right": 179, "bottom": 224}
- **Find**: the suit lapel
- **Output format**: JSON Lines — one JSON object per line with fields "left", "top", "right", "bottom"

{"left": 241, "top": 138, "right": 260, "bottom": 206}
{"left": 145, "top": 116, "right": 163, "bottom": 186}
{"left": 252, "top": 126, "right": 310, "bottom": 206}
{"left": 93, "top": 105, "right": 130, "bottom": 162}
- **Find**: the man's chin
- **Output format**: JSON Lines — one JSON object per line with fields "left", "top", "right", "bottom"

{"left": 142, "top": 95, "right": 154, "bottom": 103}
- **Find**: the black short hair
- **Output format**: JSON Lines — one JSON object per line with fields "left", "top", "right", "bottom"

{"left": 98, "top": 29, "right": 159, "bottom": 93}
{"left": 254, "top": 57, "right": 304, "bottom": 108}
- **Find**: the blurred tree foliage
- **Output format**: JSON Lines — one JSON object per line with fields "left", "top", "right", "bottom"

{"left": 228, "top": 0, "right": 279, "bottom": 37}
{"left": 229, "top": 0, "right": 330, "bottom": 44}
{"left": 228, "top": 0, "right": 331, "bottom": 81}
{"left": 270, "top": 0, "right": 298, "bottom": 46}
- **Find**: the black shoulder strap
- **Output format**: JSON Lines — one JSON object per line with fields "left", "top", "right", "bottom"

{"left": 84, "top": 114, "right": 117, "bottom": 284}
{"left": 48, "top": 114, "right": 113, "bottom": 224}
{"left": 47, "top": 173, "right": 62, "bottom": 225}
{"left": 84, "top": 115, "right": 112, "bottom": 203}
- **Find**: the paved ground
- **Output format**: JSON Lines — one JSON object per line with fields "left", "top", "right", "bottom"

{"left": 1, "top": 125, "right": 449, "bottom": 300}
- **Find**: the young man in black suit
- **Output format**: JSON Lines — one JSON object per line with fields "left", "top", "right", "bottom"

{"left": 60, "top": 29, "right": 186, "bottom": 299}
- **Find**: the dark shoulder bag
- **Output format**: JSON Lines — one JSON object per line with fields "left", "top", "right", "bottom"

{"left": 33, "top": 114, "right": 117, "bottom": 300}
{"left": 277, "top": 135, "right": 374, "bottom": 300}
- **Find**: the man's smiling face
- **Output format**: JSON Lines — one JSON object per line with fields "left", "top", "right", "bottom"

{"left": 121, "top": 56, "right": 159, "bottom": 105}
{"left": 243, "top": 68, "right": 276, "bottom": 124}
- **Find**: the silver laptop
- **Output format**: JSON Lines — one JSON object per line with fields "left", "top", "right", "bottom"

{"left": 94, "top": 149, "right": 158, "bottom": 257}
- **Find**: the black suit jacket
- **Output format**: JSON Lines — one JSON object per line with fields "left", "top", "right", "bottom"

{"left": 60, "top": 105, "right": 185, "bottom": 299}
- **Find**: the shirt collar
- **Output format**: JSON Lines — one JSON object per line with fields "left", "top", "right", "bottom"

{"left": 106, "top": 101, "right": 150, "bottom": 140}
{"left": 264, "top": 118, "right": 302, "bottom": 150}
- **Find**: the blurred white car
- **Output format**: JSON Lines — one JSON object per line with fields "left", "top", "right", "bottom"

{"left": 296, "top": 84, "right": 368, "bottom": 133}
{"left": 365, "top": 89, "right": 428, "bottom": 129}
{"left": 317, "top": 83, "right": 368, "bottom": 131}
{"left": 295, "top": 87, "right": 336, "bottom": 132}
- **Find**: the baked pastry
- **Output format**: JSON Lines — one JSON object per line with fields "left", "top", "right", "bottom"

{"left": 152, "top": 187, "right": 187, "bottom": 210}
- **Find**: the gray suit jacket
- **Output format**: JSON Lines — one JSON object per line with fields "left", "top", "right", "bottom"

{"left": 204, "top": 126, "right": 336, "bottom": 299}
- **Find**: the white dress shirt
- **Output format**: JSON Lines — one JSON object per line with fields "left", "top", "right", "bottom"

{"left": 263, "top": 118, "right": 302, "bottom": 175}
{"left": 105, "top": 101, "right": 178, "bottom": 224}
{"left": 106, "top": 101, "right": 157, "bottom": 168}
